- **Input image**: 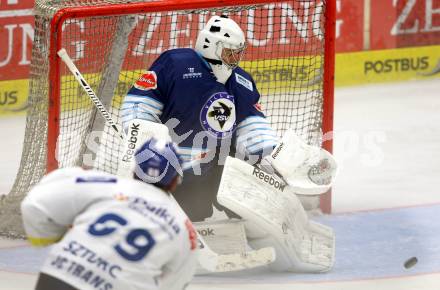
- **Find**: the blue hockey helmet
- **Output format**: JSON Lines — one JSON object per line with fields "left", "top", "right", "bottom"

{"left": 134, "top": 138, "right": 183, "bottom": 188}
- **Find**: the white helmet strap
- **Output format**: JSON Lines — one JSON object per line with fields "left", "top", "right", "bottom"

{"left": 203, "top": 57, "right": 223, "bottom": 66}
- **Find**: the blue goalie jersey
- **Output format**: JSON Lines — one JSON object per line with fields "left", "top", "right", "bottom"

{"left": 121, "top": 48, "right": 278, "bottom": 174}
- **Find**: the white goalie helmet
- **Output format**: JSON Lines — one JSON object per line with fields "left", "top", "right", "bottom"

{"left": 195, "top": 15, "right": 246, "bottom": 83}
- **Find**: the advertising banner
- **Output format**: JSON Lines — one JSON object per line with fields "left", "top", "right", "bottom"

{"left": 336, "top": 45, "right": 440, "bottom": 86}
{"left": 0, "top": 0, "right": 33, "bottom": 115}
{"left": 0, "top": 0, "right": 440, "bottom": 116}
{"left": 371, "top": 0, "right": 440, "bottom": 50}
{"left": 0, "top": 0, "right": 33, "bottom": 81}
{"left": 335, "top": 0, "right": 364, "bottom": 52}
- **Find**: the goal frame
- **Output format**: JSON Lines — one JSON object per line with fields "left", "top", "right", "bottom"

{"left": 46, "top": 0, "right": 336, "bottom": 213}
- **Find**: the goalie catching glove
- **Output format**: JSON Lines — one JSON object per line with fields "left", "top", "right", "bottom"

{"left": 260, "top": 128, "right": 337, "bottom": 195}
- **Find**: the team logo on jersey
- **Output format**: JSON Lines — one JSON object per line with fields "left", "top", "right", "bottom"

{"left": 182, "top": 67, "right": 202, "bottom": 79}
{"left": 200, "top": 92, "right": 236, "bottom": 138}
{"left": 134, "top": 71, "right": 157, "bottom": 91}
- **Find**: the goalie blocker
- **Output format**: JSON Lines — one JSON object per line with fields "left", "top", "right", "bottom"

{"left": 118, "top": 119, "right": 171, "bottom": 177}
{"left": 217, "top": 156, "right": 335, "bottom": 272}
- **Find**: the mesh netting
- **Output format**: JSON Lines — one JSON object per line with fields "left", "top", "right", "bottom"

{"left": 0, "top": 0, "right": 328, "bottom": 238}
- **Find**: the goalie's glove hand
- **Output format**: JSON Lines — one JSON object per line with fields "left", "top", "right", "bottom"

{"left": 262, "top": 129, "right": 338, "bottom": 195}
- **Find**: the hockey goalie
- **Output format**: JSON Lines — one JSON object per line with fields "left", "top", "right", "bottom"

{"left": 116, "top": 14, "right": 337, "bottom": 274}
{"left": 197, "top": 128, "right": 337, "bottom": 273}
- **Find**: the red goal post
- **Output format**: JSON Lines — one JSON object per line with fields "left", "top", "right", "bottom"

{"left": 1, "top": 0, "right": 335, "bottom": 238}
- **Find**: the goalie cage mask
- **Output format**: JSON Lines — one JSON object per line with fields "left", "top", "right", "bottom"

{"left": 195, "top": 15, "right": 246, "bottom": 71}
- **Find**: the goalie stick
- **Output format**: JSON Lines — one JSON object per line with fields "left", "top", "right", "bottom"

{"left": 57, "top": 48, "right": 275, "bottom": 273}
{"left": 57, "top": 48, "right": 124, "bottom": 141}
{"left": 58, "top": 48, "right": 135, "bottom": 177}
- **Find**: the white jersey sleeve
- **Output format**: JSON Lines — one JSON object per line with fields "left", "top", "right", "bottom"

{"left": 21, "top": 167, "right": 198, "bottom": 290}
{"left": 21, "top": 167, "right": 119, "bottom": 246}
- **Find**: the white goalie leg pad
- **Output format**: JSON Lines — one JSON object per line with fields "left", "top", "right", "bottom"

{"left": 195, "top": 220, "right": 247, "bottom": 255}
{"left": 218, "top": 156, "right": 335, "bottom": 273}
{"left": 118, "top": 119, "right": 171, "bottom": 177}
{"left": 194, "top": 220, "right": 275, "bottom": 274}
{"left": 265, "top": 128, "right": 338, "bottom": 195}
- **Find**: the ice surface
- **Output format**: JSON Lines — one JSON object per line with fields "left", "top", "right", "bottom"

{"left": 333, "top": 79, "right": 440, "bottom": 212}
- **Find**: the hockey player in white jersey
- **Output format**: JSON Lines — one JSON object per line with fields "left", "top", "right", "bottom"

{"left": 21, "top": 139, "right": 198, "bottom": 290}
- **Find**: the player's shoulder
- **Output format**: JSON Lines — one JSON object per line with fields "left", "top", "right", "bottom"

{"left": 233, "top": 66, "right": 257, "bottom": 90}
{"left": 231, "top": 67, "right": 257, "bottom": 97}
{"left": 39, "top": 167, "right": 118, "bottom": 188}
{"left": 159, "top": 48, "right": 200, "bottom": 64}
{"left": 233, "top": 66, "right": 255, "bottom": 82}
{"left": 39, "top": 167, "right": 84, "bottom": 184}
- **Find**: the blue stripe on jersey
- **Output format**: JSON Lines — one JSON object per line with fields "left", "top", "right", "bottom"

{"left": 237, "top": 134, "right": 277, "bottom": 149}
{"left": 76, "top": 177, "right": 117, "bottom": 183}
{"left": 120, "top": 107, "right": 159, "bottom": 120}
{"left": 236, "top": 120, "right": 273, "bottom": 137}
{"left": 120, "top": 94, "right": 163, "bottom": 128}
{"left": 125, "top": 94, "right": 164, "bottom": 110}
{"left": 236, "top": 127, "right": 275, "bottom": 142}
{"left": 121, "top": 101, "right": 161, "bottom": 111}
{"left": 247, "top": 139, "right": 278, "bottom": 154}
{"left": 236, "top": 122, "right": 272, "bottom": 135}
{"left": 236, "top": 130, "right": 277, "bottom": 142}
{"left": 138, "top": 104, "right": 162, "bottom": 116}
{"left": 235, "top": 116, "right": 278, "bottom": 156}
{"left": 122, "top": 112, "right": 158, "bottom": 122}
{"left": 237, "top": 121, "right": 270, "bottom": 130}
{"left": 240, "top": 135, "right": 278, "bottom": 152}
{"left": 236, "top": 116, "right": 270, "bottom": 129}
{"left": 121, "top": 113, "right": 158, "bottom": 130}
{"left": 122, "top": 98, "right": 163, "bottom": 117}
{"left": 121, "top": 101, "right": 162, "bottom": 116}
